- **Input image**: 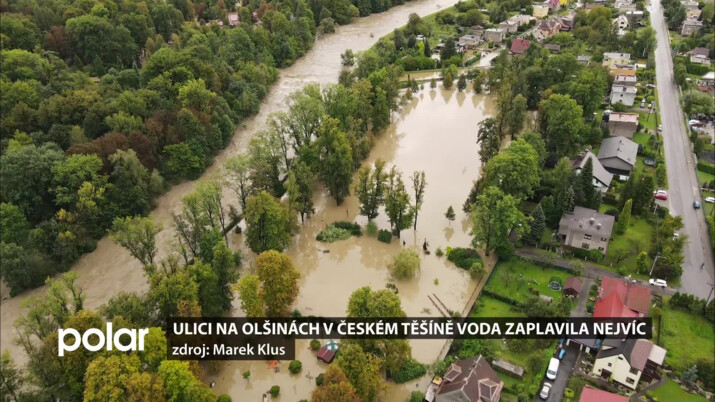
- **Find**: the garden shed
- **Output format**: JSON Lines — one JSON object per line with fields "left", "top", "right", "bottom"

{"left": 564, "top": 277, "right": 583, "bottom": 296}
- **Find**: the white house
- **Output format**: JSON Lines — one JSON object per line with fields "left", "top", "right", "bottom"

{"left": 592, "top": 338, "right": 666, "bottom": 389}
{"left": 681, "top": 18, "right": 703, "bottom": 36}
{"left": 610, "top": 84, "right": 637, "bottom": 107}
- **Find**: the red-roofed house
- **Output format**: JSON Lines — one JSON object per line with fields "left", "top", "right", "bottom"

{"left": 435, "top": 355, "right": 504, "bottom": 402}
{"left": 316, "top": 347, "right": 335, "bottom": 363}
{"left": 510, "top": 38, "right": 531, "bottom": 55}
{"left": 594, "top": 276, "right": 651, "bottom": 317}
{"left": 579, "top": 386, "right": 629, "bottom": 402}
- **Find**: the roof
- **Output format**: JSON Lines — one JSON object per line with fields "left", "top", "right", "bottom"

{"left": 597, "top": 338, "right": 658, "bottom": 371}
{"left": 604, "top": 52, "right": 631, "bottom": 60}
{"left": 597, "top": 276, "right": 652, "bottom": 315}
{"left": 316, "top": 347, "right": 335, "bottom": 363}
{"left": 579, "top": 386, "right": 629, "bottom": 402}
{"left": 615, "top": 75, "right": 638, "bottom": 84}
{"left": 511, "top": 38, "right": 531, "bottom": 54}
{"left": 559, "top": 206, "right": 615, "bottom": 237}
{"left": 578, "top": 55, "right": 592, "bottom": 62}
{"left": 597, "top": 136, "right": 638, "bottom": 167}
{"left": 704, "top": 71, "right": 715, "bottom": 80}
{"left": 545, "top": 43, "right": 561, "bottom": 51}
{"left": 689, "top": 47, "right": 710, "bottom": 57}
{"left": 594, "top": 292, "right": 638, "bottom": 318}
{"left": 611, "top": 84, "right": 637, "bottom": 95}
{"left": 648, "top": 344, "right": 667, "bottom": 365}
{"left": 437, "top": 355, "right": 503, "bottom": 401}
{"left": 683, "top": 17, "right": 703, "bottom": 26}
{"left": 573, "top": 151, "right": 613, "bottom": 188}
{"left": 608, "top": 112, "right": 639, "bottom": 123}
{"left": 539, "top": 19, "right": 561, "bottom": 31}
{"left": 611, "top": 68, "right": 637, "bottom": 76}
{"left": 564, "top": 277, "right": 583, "bottom": 293}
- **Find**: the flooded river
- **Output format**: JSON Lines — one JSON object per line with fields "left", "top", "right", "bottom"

{"left": 208, "top": 87, "right": 495, "bottom": 400}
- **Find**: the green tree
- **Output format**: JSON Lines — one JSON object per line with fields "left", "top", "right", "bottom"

{"left": 457, "top": 74, "right": 467, "bottom": 92}
{"left": 539, "top": 94, "right": 583, "bottom": 156}
{"left": 317, "top": 117, "right": 354, "bottom": 205}
{"left": 109, "top": 216, "right": 163, "bottom": 266}
{"left": 524, "top": 204, "right": 545, "bottom": 246}
{"left": 506, "top": 94, "right": 527, "bottom": 138}
{"left": 235, "top": 274, "right": 265, "bottom": 317}
{"left": 0, "top": 203, "right": 29, "bottom": 245}
{"left": 683, "top": 91, "right": 715, "bottom": 116}
{"left": 157, "top": 361, "right": 215, "bottom": 402}
{"left": 126, "top": 372, "right": 166, "bottom": 401}
{"left": 384, "top": 167, "right": 413, "bottom": 237}
{"left": 484, "top": 139, "right": 540, "bottom": 200}
{"left": 656, "top": 164, "right": 666, "bottom": 187}
{"left": 389, "top": 248, "right": 421, "bottom": 279}
{"left": 84, "top": 354, "right": 141, "bottom": 402}
{"left": 471, "top": 186, "right": 529, "bottom": 256}
{"left": 224, "top": 155, "right": 253, "bottom": 213}
{"left": 310, "top": 365, "right": 359, "bottom": 402}
{"left": 569, "top": 68, "right": 608, "bottom": 117}
{"left": 286, "top": 161, "right": 316, "bottom": 222}
{"left": 354, "top": 160, "right": 387, "bottom": 221}
{"left": 636, "top": 251, "right": 650, "bottom": 274}
{"left": 0, "top": 351, "right": 26, "bottom": 402}
{"left": 149, "top": 269, "right": 199, "bottom": 324}
{"left": 100, "top": 291, "right": 154, "bottom": 327}
{"left": 244, "top": 191, "right": 294, "bottom": 254}
{"left": 445, "top": 206, "right": 456, "bottom": 224}
{"left": 617, "top": 199, "right": 632, "bottom": 234}
{"left": 334, "top": 343, "right": 383, "bottom": 402}
{"left": 410, "top": 171, "right": 427, "bottom": 230}
{"left": 579, "top": 157, "right": 600, "bottom": 209}
{"left": 256, "top": 250, "right": 300, "bottom": 317}
{"left": 477, "top": 118, "right": 501, "bottom": 164}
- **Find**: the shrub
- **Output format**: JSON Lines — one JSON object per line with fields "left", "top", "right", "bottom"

{"left": 378, "top": 229, "right": 392, "bottom": 243}
{"left": 564, "top": 388, "right": 574, "bottom": 398}
{"left": 315, "top": 373, "right": 325, "bottom": 386}
{"left": 270, "top": 385, "right": 280, "bottom": 397}
{"left": 366, "top": 221, "right": 378, "bottom": 236}
{"left": 409, "top": 391, "right": 426, "bottom": 402}
{"left": 447, "top": 247, "right": 482, "bottom": 269}
{"left": 242, "top": 370, "right": 250, "bottom": 379}
{"left": 697, "top": 162, "right": 715, "bottom": 175}
{"left": 392, "top": 358, "right": 427, "bottom": 383}
{"left": 289, "top": 360, "right": 302, "bottom": 374}
{"left": 332, "top": 221, "right": 362, "bottom": 236}
{"left": 310, "top": 339, "right": 321, "bottom": 351}
{"left": 316, "top": 224, "right": 352, "bottom": 242}
{"left": 435, "top": 247, "right": 444, "bottom": 257}
{"left": 217, "top": 395, "right": 232, "bottom": 402}
{"left": 389, "top": 249, "right": 421, "bottom": 279}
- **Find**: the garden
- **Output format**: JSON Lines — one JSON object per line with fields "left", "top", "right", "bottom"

{"left": 484, "top": 257, "right": 570, "bottom": 304}
{"left": 650, "top": 380, "right": 708, "bottom": 402}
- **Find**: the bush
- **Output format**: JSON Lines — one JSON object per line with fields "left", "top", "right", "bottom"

{"left": 332, "top": 221, "right": 362, "bottom": 236}
{"left": 315, "top": 373, "right": 324, "bottom": 386}
{"left": 392, "top": 358, "right": 427, "bottom": 383}
{"left": 378, "top": 229, "right": 392, "bottom": 243}
{"left": 564, "top": 388, "right": 574, "bottom": 398}
{"left": 366, "top": 221, "right": 378, "bottom": 236}
{"left": 316, "top": 224, "right": 352, "bottom": 242}
{"left": 310, "top": 339, "right": 321, "bottom": 351}
{"left": 697, "top": 162, "right": 715, "bottom": 175}
{"left": 435, "top": 247, "right": 444, "bottom": 257}
{"left": 217, "top": 395, "right": 232, "bottom": 402}
{"left": 409, "top": 391, "right": 426, "bottom": 402}
{"left": 389, "top": 248, "right": 421, "bottom": 279}
{"left": 288, "top": 360, "right": 302, "bottom": 374}
{"left": 270, "top": 385, "right": 280, "bottom": 397}
{"left": 446, "top": 247, "right": 482, "bottom": 270}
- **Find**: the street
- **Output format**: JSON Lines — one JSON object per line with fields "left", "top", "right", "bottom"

{"left": 649, "top": 0, "right": 715, "bottom": 299}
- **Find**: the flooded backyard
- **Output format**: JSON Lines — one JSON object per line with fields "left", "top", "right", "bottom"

{"left": 208, "top": 87, "right": 495, "bottom": 400}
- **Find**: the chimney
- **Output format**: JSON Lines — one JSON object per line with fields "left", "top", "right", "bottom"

{"left": 597, "top": 223, "right": 602, "bottom": 229}
{"left": 589, "top": 217, "right": 595, "bottom": 225}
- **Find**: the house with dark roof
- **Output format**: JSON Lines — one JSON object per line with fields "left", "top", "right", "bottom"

{"left": 435, "top": 355, "right": 504, "bottom": 402}
{"left": 510, "top": 38, "right": 531, "bottom": 55}
{"left": 564, "top": 277, "right": 583, "bottom": 297}
{"left": 605, "top": 112, "right": 639, "bottom": 138}
{"left": 688, "top": 47, "right": 711, "bottom": 65}
{"left": 597, "top": 136, "right": 638, "bottom": 175}
{"left": 557, "top": 207, "right": 615, "bottom": 255}
{"left": 594, "top": 276, "right": 652, "bottom": 317}
{"left": 591, "top": 338, "right": 666, "bottom": 389}
{"left": 579, "top": 386, "right": 629, "bottom": 402}
{"left": 572, "top": 150, "right": 614, "bottom": 192}
{"left": 681, "top": 18, "right": 703, "bottom": 36}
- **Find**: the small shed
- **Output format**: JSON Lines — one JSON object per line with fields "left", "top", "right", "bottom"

{"left": 491, "top": 358, "right": 525, "bottom": 379}
{"left": 564, "top": 277, "right": 583, "bottom": 296}
{"left": 316, "top": 347, "right": 335, "bottom": 363}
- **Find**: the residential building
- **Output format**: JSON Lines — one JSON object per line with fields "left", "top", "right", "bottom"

{"left": 545, "top": 0, "right": 560, "bottom": 11}
{"left": 602, "top": 52, "right": 631, "bottom": 69}
{"left": 508, "top": 14, "right": 535, "bottom": 26}
{"left": 610, "top": 67, "right": 637, "bottom": 76}
{"left": 606, "top": 112, "right": 639, "bottom": 138}
{"left": 484, "top": 28, "right": 506, "bottom": 43}
{"left": 579, "top": 386, "right": 629, "bottom": 402}
{"left": 458, "top": 34, "right": 481, "bottom": 49}
{"left": 533, "top": 4, "right": 550, "bottom": 18}
{"left": 499, "top": 20, "right": 519, "bottom": 33}
{"left": 577, "top": 55, "right": 592, "bottom": 64}
{"left": 536, "top": 19, "right": 562, "bottom": 40}
{"left": 592, "top": 338, "right": 666, "bottom": 389}
{"left": 625, "top": 10, "right": 645, "bottom": 24}
{"left": 558, "top": 12, "right": 576, "bottom": 30}
{"left": 435, "top": 355, "right": 504, "bottom": 402}
{"left": 594, "top": 276, "right": 652, "bottom": 317}
{"left": 610, "top": 84, "right": 637, "bottom": 107}
{"left": 681, "top": 18, "right": 703, "bottom": 36}
{"left": 702, "top": 71, "right": 715, "bottom": 86}
{"left": 614, "top": 74, "right": 637, "bottom": 86}
{"left": 227, "top": 12, "right": 239, "bottom": 26}
{"left": 572, "top": 151, "right": 614, "bottom": 192}
{"left": 688, "top": 47, "right": 711, "bottom": 65}
{"left": 615, "top": 0, "right": 637, "bottom": 11}
{"left": 597, "top": 136, "right": 638, "bottom": 175}
{"left": 613, "top": 15, "right": 630, "bottom": 37}
{"left": 681, "top": 0, "right": 701, "bottom": 17}
{"left": 544, "top": 43, "right": 561, "bottom": 52}
{"left": 557, "top": 207, "right": 615, "bottom": 254}
{"left": 510, "top": 38, "right": 531, "bottom": 55}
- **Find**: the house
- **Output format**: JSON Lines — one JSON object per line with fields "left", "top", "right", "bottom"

{"left": 702, "top": 71, "right": 715, "bottom": 86}
{"left": 435, "top": 355, "right": 504, "bottom": 402}
{"left": 508, "top": 14, "right": 535, "bottom": 26}
{"left": 591, "top": 338, "right": 666, "bottom": 389}
{"left": 615, "top": 0, "right": 636, "bottom": 11}
{"left": 594, "top": 276, "right": 652, "bottom": 317}
{"left": 545, "top": 0, "right": 560, "bottom": 11}
{"left": 688, "top": 47, "right": 711, "bottom": 65}
{"left": 499, "top": 20, "right": 519, "bottom": 33}
{"left": 610, "top": 84, "right": 637, "bottom": 107}
{"left": 579, "top": 386, "right": 629, "bottom": 402}
{"left": 613, "top": 15, "right": 630, "bottom": 37}
{"left": 577, "top": 55, "right": 592, "bottom": 64}
{"left": 606, "top": 112, "right": 639, "bottom": 138}
{"left": 557, "top": 207, "right": 615, "bottom": 255}
{"left": 484, "top": 28, "right": 506, "bottom": 43}
{"left": 572, "top": 151, "right": 614, "bottom": 192}
{"left": 681, "top": 18, "right": 703, "bottom": 36}
{"left": 681, "top": 0, "right": 701, "bottom": 18}
{"left": 536, "top": 19, "right": 562, "bottom": 40}
{"left": 227, "top": 12, "right": 239, "bottom": 26}
{"left": 510, "top": 38, "right": 531, "bottom": 55}
{"left": 316, "top": 347, "right": 335, "bottom": 363}
{"left": 564, "top": 277, "right": 583, "bottom": 297}
{"left": 544, "top": 43, "right": 561, "bottom": 52}
{"left": 610, "top": 67, "right": 637, "bottom": 76}
{"left": 533, "top": 4, "right": 550, "bottom": 18}
{"left": 559, "top": 13, "right": 575, "bottom": 30}
{"left": 614, "top": 74, "right": 637, "bottom": 86}
{"left": 625, "top": 10, "right": 645, "bottom": 24}
{"left": 597, "top": 136, "right": 638, "bottom": 175}
{"left": 602, "top": 52, "right": 631, "bottom": 69}
{"left": 458, "top": 35, "right": 482, "bottom": 49}
{"left": 585, "top": 3, "right": 600, "bottom": 10}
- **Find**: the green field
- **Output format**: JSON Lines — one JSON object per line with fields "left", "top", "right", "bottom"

{"left": 471, "top": 295, "right": 523, "bottom": 318}
{"left": 601, "top": 216, "right": 654, "bottom": 276}
{"left": 650, "top": 380, "right": 708, "bottom": 402}
{"left": 485, "top": 258, "right": 570, "bottom": 303}
{"left": 659, "top": 305, "right": 715, "bottom": 375}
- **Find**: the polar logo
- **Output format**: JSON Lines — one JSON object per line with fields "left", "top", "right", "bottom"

{"left": 58, "top": 323, "right": 149, "bottom": 356}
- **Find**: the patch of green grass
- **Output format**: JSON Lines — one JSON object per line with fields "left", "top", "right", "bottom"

{"left": 650, "top": 380, "right": 708, "bottom": 402}
{"left": 602, "top": 216, "right": 654, "bottom": 276}
{"left": 471, "top": 296, "right": 523, "bottom": 318}
{"left": 659, "top": 304, "right": 715, "bottom": 375}
{"left": 638, "top": 113, "right": 657, "bottom": 132}
{"left": 485, "top": 258, "right": 568, "bottom": 303}
{"left": 698, "top": 169, "right": 714, "bottom": 186}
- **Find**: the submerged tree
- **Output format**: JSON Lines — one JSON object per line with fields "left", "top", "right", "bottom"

{"left": 109, "top": 216, "right": 163, "bottom": 266}
{"left": 384, "top": 167, "right": 413, "bottom": 237}
{"left": 410, "top": 171, "right": 426, "bottom": 230}
{"left": 354, "top": 160, "right": 387, "bottom": 221}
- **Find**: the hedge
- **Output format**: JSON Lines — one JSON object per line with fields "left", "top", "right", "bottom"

{"left": 377, "top": 229, "right": 392, "bottom": 243}
{"left": 391, "top": 359, "right": 427, "bottom": 383}
{"left": 482, "top": 289, "right": 523, "bottom": 307}
{"left": 697, "top": 162, "right": 715, "bottom": 175}
{"left": 446, "top": 247, "right": 482, "bottom": 270}
{"left": 332, "top": 221, "right": 362, "bottom": 236}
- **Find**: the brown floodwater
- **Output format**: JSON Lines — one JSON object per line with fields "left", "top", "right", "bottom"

{"left": 207, "top": 87, "right": 495, "bottom": 400}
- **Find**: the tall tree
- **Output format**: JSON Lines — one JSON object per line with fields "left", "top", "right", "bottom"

{"left": 524, "top": 204, "right": 545, "bottom": 246}
{"left": 334, "top": 343, "right": 383, "bottom": 402}
{"left": 109, "top": 216, "right": 163, "bottom": 266}
{"left": 410, "top": 171, "right": 426, "bottom": 230}
{"left": 310, "top": 365, "right": 359, "bottom": 402}
{"left": 484, "top": 139, "right": 540, "bottom": 200}
{"left": 471, "top": 186, "right": 529, "bottom": 256}
{"left": 617, "top": 199, "right": 632, "bottom": 234}
{"left": 285, "top": 161, "right": 316, "bottom": 222}
{"left": 354, "top": 160, "right": 387, "bottom": 221}
{"left": 195, "top": 178, "right": 229, "bottom": 241}
{"left": 539, "top": 94, "right": 583, "bottom": 156}
{"left": 477, "top": 118, "right": 501, "bottom": 164}
{"left": 384, "top": 167, "right": 413, "bottom": 238}
{"left": 506, "top": 94, "right": 526, "bottom": 138}
{"left": 83, "top": 354, "right": 141, "bottom": 402}
{"left": 224, "top": 155, "right": 252, "bottom": 213}
{"left": 255, "top": 250, "right": 300, "bottom": 317}
{"left": 234, "top": 274, "right": 264, "bottom": 317}
{"left": 244, "top": 191, "right": 294, "bottom": 254}
{"left": 317, "top": 117, "right": 353, "bottom": 205}
{"left": 578, "top": 157, "right": 600, "bottom": 209}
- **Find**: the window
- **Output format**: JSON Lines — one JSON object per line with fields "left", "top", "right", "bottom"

{"left": 607, "top": 363, "right": 612, "bottom": 367}
{"left": 618, "top": 356, "right": 624, "bottom": 360}
{"left": 582, "top": 243, "right": 590, "bottom": 249}
{"left": 601, "top": 237, "right": 608, "bottom": 242}
{"left": 584, "top": 234, "right": 592, "bottom": 240}
{"left": 626, "top": 377, "right": 635, "bottom": 385}
{"left": 598, "top": 247, "right": 605, "bottom": 251}
{"left": 630, "top": 367, "right": 639, "bottom": 375}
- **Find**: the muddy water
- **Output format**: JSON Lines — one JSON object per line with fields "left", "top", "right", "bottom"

{"left": 207, "top": 87, "right": 495, "bottom": 400}
{"left": 0, "top": 0, "right": 461, "bottom": 363}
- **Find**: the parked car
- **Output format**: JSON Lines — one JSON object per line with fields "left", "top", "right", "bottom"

{"left": 693, "top": 201, "right": 701, "bottom": 209}
{"left": 649, "top": 279, "right": 668, "bottom": 288}
{"left": 706, "top": 197, "right": 715, "bottom": 203}
{"left": 540, "top": 382, "right": 552, "bottom": 400}
{"left": 657, "top": 125, "right": 663, "bottom": 132}
{"left": 653, "top": 190, "right": 668, "bottom": 200}
{"left": 546, "top": 358, "right": 559, "bottom": 380}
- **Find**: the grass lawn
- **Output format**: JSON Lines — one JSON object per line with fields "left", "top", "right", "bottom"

{"left": 659, "top": 303, "right": 715, "bottom": 375}
{"left": 601, "top": 216, "right": 653, "bottom": 277}
{"left": 650, "top": 380, "right": 708, "bottom": 402}
{"left": 703, "top": 190, "right": 714, "bottom": 217}
{"left": 485, "top": 258, "right": 569, "bottom": 303}
{"left": 471, "top": 295, "right": 523, "bottom": 318}
{"left": 698, "top": 169, "right": 714, "bottom": 186}
{"left": 638, "top": 112, "right": 657, "bottom": 132}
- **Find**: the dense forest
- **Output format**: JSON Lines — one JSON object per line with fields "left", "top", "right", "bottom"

{"left": 0, "top": 0, "right": 416, "bottom": 295}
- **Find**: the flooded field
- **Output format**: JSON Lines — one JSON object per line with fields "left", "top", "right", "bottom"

{"left": 208, "top": 87, "right": 495, "bottom": 400}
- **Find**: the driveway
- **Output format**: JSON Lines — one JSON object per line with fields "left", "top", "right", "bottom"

{"left": 649, "top": 0, "right": 715, "bottom": 298}
{"left": 534, "top": 343, "right": 580, "bottom": 402}
{"left": 572, "top": 277, "right": 594, "bottom": 317}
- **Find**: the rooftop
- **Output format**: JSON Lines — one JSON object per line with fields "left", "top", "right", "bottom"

{"left": 608, "top": 112, "right": 639, "bottom": 123}
{"left": 597, "top": 136, "right": 638, "bottom": 166}
{"left": 559, "top": 206, "right": 615, "bottom": 238}
{"left": 611, "top": 84, "right": 637, "bottom": 94}
{"left": 573, "top": 151, "right": 613, "bottom": 188}
{"left": 579, "top": 386, "right": 629, "bottom": 402}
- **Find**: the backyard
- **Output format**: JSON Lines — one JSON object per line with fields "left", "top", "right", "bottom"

{"left": 600, "top": 215, "right": 655, "bottom": 277}
{"left": 650, "top": 380, "right": 708, "bottom": 402}
{"left": 485, "top": 258, "right": 570, "bottom": 303}
{"left": 658, "top": 303, "right": 715, "bottom": 376}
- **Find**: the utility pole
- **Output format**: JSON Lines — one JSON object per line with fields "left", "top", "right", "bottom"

{"left": 649, "top": 254, "right": 661, "bottom": 277}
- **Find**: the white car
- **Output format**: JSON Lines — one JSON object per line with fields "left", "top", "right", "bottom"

{"left": 657, "top": 125, "right": 663, "bottom": 132}
{"left": 540, "top": 382, "right": 552, "bottom": 400}
{"left": 649, "top": 279, "right": 668, "bottom": 288}
{"left": 705, "top": 197, "right": 715, "bottom": 203}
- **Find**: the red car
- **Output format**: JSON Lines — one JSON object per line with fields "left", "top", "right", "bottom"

{"left": 653, "top": 190, "right": 668, "bottom": 200}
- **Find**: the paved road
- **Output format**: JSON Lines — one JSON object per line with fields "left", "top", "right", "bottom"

{"left": 534, "top": 343, "right": 580, "bottom": 402}
{"left": 649, "top": 0, "right": 714, "bottom": 299}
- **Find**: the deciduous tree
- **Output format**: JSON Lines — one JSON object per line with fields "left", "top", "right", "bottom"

{"left": 256, "top": 250, "right": 300, "bottom": 317}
